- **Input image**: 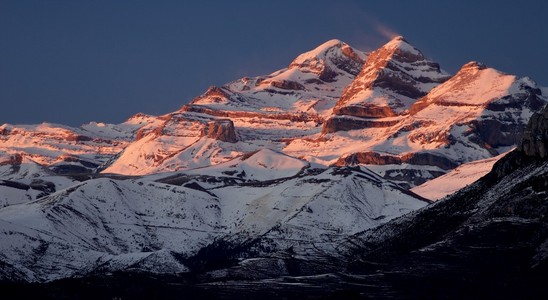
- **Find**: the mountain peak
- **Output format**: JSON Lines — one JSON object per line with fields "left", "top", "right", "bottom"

{"left": 386, "top": 35, "right": 410, "bottom": 46}
{"left": 290, "top": 39, "right": 366, "bottom": 68}
{"left": 379, "top": 35, "right": 423, "bottom": 59}
{"left": 289, "top": 39, "right": 366, "bottom": 77}
{"left": 315, "top": 38, "right": 344, "bottom": 51}
{"left": 460, "top": 61, "right": 487, "bottom": 71}
{"left": 290, "top": 39, "right": 345, "bottom": 64}
{"left": 332, "top": 37, "right": 450, "bottom": 119}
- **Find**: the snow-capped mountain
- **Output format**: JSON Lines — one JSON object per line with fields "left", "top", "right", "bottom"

{"left": 0, "top": 154, "right": 78, "bottom": 207}
{"left": 333, "top": 36, "right": 450, "bottom": 118}
{"left": 2, "top": 36, "right": 545, "bottom": 189}
{"left": 1, "top": 35, "right": 547, "bottom": 292}
{"left": 101, "top": 40, "right": 368, "bottom": 175}
{"left": 96, "top": 37, "right": 547, "bottom": 190}
{"left": 189, "top": 39, "right": 366, "bottom": 117}
{"left": 410, "top": 150, "right": 509, "bottom": 200}
{"left": 288, "top": 59, "right": 546, "bottom": 188}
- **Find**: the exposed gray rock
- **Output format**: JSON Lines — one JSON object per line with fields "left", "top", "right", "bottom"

{"left": 518, "top": 103, "right": 548, "bottom": 158}
{"left": 268, "top": 80, "right": 305, "bottom": 90}
{"left": 334, "top": 151, "right": 458, "bottom": 171}
{"left": 322, "top": 115, "right": 399, "bottom": 134}
{"left": 333, "top": 104, "right": 396, "bottom": 119}
{"left": 182, "top": 104, "right": 321, "bottom": 123}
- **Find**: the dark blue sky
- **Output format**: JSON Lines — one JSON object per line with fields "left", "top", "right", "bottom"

{"left": 2, "top": 0, "right": 548, "bottom": 126}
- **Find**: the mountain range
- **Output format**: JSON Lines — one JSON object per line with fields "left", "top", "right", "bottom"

{"left": 1, "top": 36, "right": 547, "bottom": 298}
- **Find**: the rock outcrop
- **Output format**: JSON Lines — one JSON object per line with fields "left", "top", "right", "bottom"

{"left": 321, "top": 115, "right": 400, "bottom": 133}
{"left": 190, "top": 86, "right": 231, "bottom": 105}
{"left": 334, "top": 151, "right": 458, "bottom": 171}
{"left": 202, "top": 119, "right": 238, "bottom": 143}
{"left": 518, "top": 103, "right": 548, "bottom": 158}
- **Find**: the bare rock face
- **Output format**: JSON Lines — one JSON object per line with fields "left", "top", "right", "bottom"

{"left": 334, "top": 151, "right": 458, "bottom": 170}
{"left": 322, "top": 115, "right": 400, "bottom": 134}
{"left": 333, "top": 104, "right": 397, "bottom": 119}
{"left": 334, "top": 151, "right": 459, "bottom": 188}
{"left": 0, "top": 153, "right": 23, "bottom": 166}
{"left": 263, "top": 80, "right": 305, "bottom": 90}
{"left": 518, "top": 104, "right": 548, "bottom": 158}
{"left": 472, "top": 85, "right": 547, "bottom": 149}
{"left": 202, "top": 119, "right": 238, "bottom": 143}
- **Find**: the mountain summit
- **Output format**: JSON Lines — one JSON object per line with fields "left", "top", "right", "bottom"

{"left": 288, "top": 39, "right": 366, "bottom": 79}
{"left": 187, "top": 39, "right": 367, "bottom": 117}
{"left": 333, "top": 36, "right": 451, "bottom": 118}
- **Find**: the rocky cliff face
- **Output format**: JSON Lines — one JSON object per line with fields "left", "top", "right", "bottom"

{"left": 321, "top": 115, "right": 399, "bottom": 133}
{"left": 201, "top": 119, "right": 238, "bottom": 143}
{"left": 518, "top": 103, "right": 548, "bottom": 157}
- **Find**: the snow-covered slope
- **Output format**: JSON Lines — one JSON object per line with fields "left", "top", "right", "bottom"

{"left": 0, "top": 178, "right": 220, "bottom": 281}
{"left": 183, "top": 148, "right": 310, "bottom": 181}
{"left": 0, "top": 153, "right": 77, "bottom": 207}
{"left": 0, "top": 175, "right": 78, "bottom": 208}
{"left": 410, "top": 62, "right": 543, "bottom": 149}
{"left": 411, "top": 151, "right": 509, "bottom": 200}
{"left": 0, "top": 153, "right": 53, "bottom": 180}
{"left": 101, "top": 113, "right": 288, "bottom": 175}
{"left": 0, "top": 164, "right": 427, "bottom": 282}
